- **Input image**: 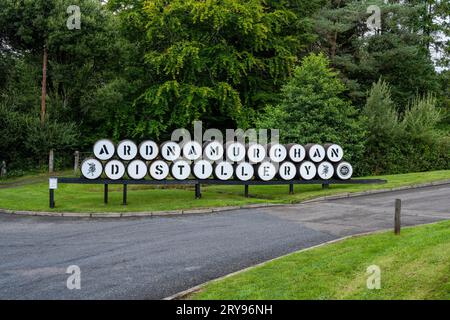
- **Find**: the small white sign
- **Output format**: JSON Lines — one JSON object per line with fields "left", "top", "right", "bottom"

{"left": 49, "top": 178, "right": 58, "bottom": 190}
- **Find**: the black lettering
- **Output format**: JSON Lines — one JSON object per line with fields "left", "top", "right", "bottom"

{"left": 124, "top": 145, "right": 131, "bottom": 156}
{"left": 99, "top": 145, "right": 109, "bottom": 155}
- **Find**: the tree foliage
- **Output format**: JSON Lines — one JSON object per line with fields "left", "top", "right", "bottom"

{"left": 258, "top": 53, "right": 365, "bottom": 164}
{"left": 112, "top": 0, "right": 321, "bottom": 138}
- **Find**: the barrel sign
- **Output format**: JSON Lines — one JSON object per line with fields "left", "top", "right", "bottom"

{"left": 81, "top": 139, "right": 353, "bottom": 181}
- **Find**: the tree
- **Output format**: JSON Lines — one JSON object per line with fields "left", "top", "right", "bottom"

{"left": 362, "top": 79, "right": 400, "bottom": 174}
{"left": 313, "top": 0, "right": 442, "bottom": 109}
{"left": 257, "top": 53, "right": 365, "bottom": 164}
{"left": 109, "top": 0, "right": 322, "bottom": 138}
{"left": 0, "top": 0, "right": 131, "bottom": 168}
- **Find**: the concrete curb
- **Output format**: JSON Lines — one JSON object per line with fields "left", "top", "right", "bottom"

{"left": 163, "top": 220, "right": 446, "bottom": 300}
{"left": 1, "top": 179, "right": 449, "bottom": 219}
{"left": 301, "top": 179, "right": 450, "bottom": 204}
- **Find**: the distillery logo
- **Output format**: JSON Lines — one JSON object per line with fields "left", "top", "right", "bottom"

{"left": 81, "top": 121, "right": 353, "bottom": 182}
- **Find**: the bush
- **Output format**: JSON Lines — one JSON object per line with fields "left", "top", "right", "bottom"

{"left": 361, "top": 81, "right": 449, "bottom": 175}
{"left": 0, "top": 103, "right": 79, "bottom": 172}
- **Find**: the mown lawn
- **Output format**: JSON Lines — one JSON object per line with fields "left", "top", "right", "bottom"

{"left": 0, "top": 170, "right": 448, "bottom": 213}
{"left": 190, "top": 220, "right": 450, "bottom": 300}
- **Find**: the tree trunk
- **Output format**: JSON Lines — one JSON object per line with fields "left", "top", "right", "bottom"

{"left": 40, "top": 46, "right": 48, "bottom": 125}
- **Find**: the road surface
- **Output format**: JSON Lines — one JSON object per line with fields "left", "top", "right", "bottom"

{"left": 0, "top": 184, "right": 448, "bottom": 299}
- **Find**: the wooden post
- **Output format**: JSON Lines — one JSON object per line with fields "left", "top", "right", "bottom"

{"left": 104, "top": 184, "right": 108, "bottom": 204}
{"left": 49, "top": 149, "right": 54, "bottom": 173}
{"left": 395, "top": 199, "right": 401, "bottom": 235}
{"left": 49, "top": 189, "right": 55, "bottom": 209}
{"left": 74, "top": 151, "right": 80, "bottom": 174}
{"left": 123, "top": 184, "right": 127, "bottom": 205}
{"left": 289, "top": 183, "right": 294, "bottom": 195}
{"left": 244, "top": 184, "right": 249, "bottom": 198}
{"left": 195, "top": 183, "right": 201, "bottom": 199}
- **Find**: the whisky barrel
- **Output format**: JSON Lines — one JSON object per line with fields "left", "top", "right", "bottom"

{"left": 127, "top": 159, "right": 148, "bottom": 180}
{"left": 81, "top": 158, "right": 103, "bottom": 180}
{"left": 214, "top": 161, "right": 234, "bottom": 180}
{"left": 139, "top": 140, "right": 159, "bottom": 161}
{"left": 117, "top": 139, "right": 138, "bottom": 161}
{"left": 203, "top": 141, "right": 224, "bottom": 161}
{"left": 170, "top": 160, "right": 191, "bottom": 180}
{"left": 324, "top": 143, "right": 344, "bottom": 162}
{"left": 335, "top": 162, "right": 353, "bottom": 180}
{"left": 234, "top": 162, "right": 254, "bottom": 181}
{"left": 305, "top": 144, "right": 326, "bottom": 163}
{"left": 286, "top": 144, "right": 305, "bottom": 163}
{"left": 93, "top": 139, "right": 115, "bottom": 161}
{"left": 192, "top": 160, "right": 213, "bottom": 179}
{"left": 160, "top": 141, "right": 181, "bottom": 162}
{"left": 299, "top": 161, "right": 317, "bottom": 180}
{"left": 149, "top": 160, "right": 170, "bottom": 180}
{"left": 255, "top": 161, "right": 277, "bottom": 181}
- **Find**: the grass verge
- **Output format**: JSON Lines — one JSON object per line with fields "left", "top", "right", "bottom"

{"left": 189, "top": 220, "right": 450, "bottom": 300}
{"left": 0, "top": 170, "right": 448, "bottom": 213}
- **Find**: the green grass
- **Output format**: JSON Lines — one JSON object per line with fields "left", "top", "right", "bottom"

{"left": 0, "top": 170, "right": 448, "bottom": 213}
{"left": 190, "top": 220, "right": 450, "bottom": 300}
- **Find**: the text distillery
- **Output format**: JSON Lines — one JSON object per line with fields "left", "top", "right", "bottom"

{"left": 81, "top": 139, "right": 354, "bottom": 182}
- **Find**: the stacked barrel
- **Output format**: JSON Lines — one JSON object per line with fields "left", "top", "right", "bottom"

{"left": 81, "top": 139, "right": 353, "bottom": 181}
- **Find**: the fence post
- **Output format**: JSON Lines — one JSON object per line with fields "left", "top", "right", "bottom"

{"left": 395, "top": 199, "right": 401, "bottom": 235}
{"left": 74, "top": 151, "right": 80, "bottom": 174}
{"left": 49, "top": 149, "right": 54, "bottom": 173}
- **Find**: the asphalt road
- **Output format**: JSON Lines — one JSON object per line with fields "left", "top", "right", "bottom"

{"left": 0, "top": 184, "right": 449, "bottom": 300}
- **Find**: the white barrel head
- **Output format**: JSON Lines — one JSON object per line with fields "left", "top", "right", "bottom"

{"left": 149, "top": 160, "right": 169, "bottom": 180}
{"left": 214, "top": 161, "right": 234, "bottom": 180}
{"left": 93, "top": 139, "right": 115, "bottom": 161}
{"left": 287, "top": 144, "right": 306, "bottom": 162}
{"left": 171, "top": 160, "right": 191, "bottom": 180}
{"left": 326, "top": 144, "right": 344, "bottom": 162}
{"left": 317, "top": 161, "right": 334, "bottom": 180}
{"left": 307, "top": 144, "right": 325, "bottom": 163}
{"left": 161, "top": 141, "right": 181, "bottom": 161}
{"left": 117, "top": 140, "right": 138, "bottom": 161}
{"left": 183, "top": 141, "right": 202, "bottom": 161}
{"left": 336, "top": 162, "right": 353, "bottom": 180}
{"left": 235, "top": 162, "right": 254, "bottom": 181}
{"left": 105, "top": 160, "right": 125, "bottom": 180}
{"left": 81, "top": 158, "right": 103, "bottom": 180}
{"left": 268, "top": 144, "right": 287, "bottom": 163}
{"left": 226, "top": 142, "right": 246, "bottom": 163}
{"left": 256, "top": 162, "right": 276, "bottom": 181}
{"left": 279, "top": 162, "right": 297, "bottom": 180}
{"left": 139, "top": 140, "right": 159, "bottom": 160}
{"left": 247, "top": 144, "right": 266, "bottom": 164}
{"left": 193, "top": 160, "right": 213, "bottom": 179}
{"left": 203, "top": 141, "right": 224, "bottom": 161}
{"left": 127, "top": 160, "right": 148, "bottom": 180}
{"left": 299, "top": 161, "right": 317, "bottom": 180}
